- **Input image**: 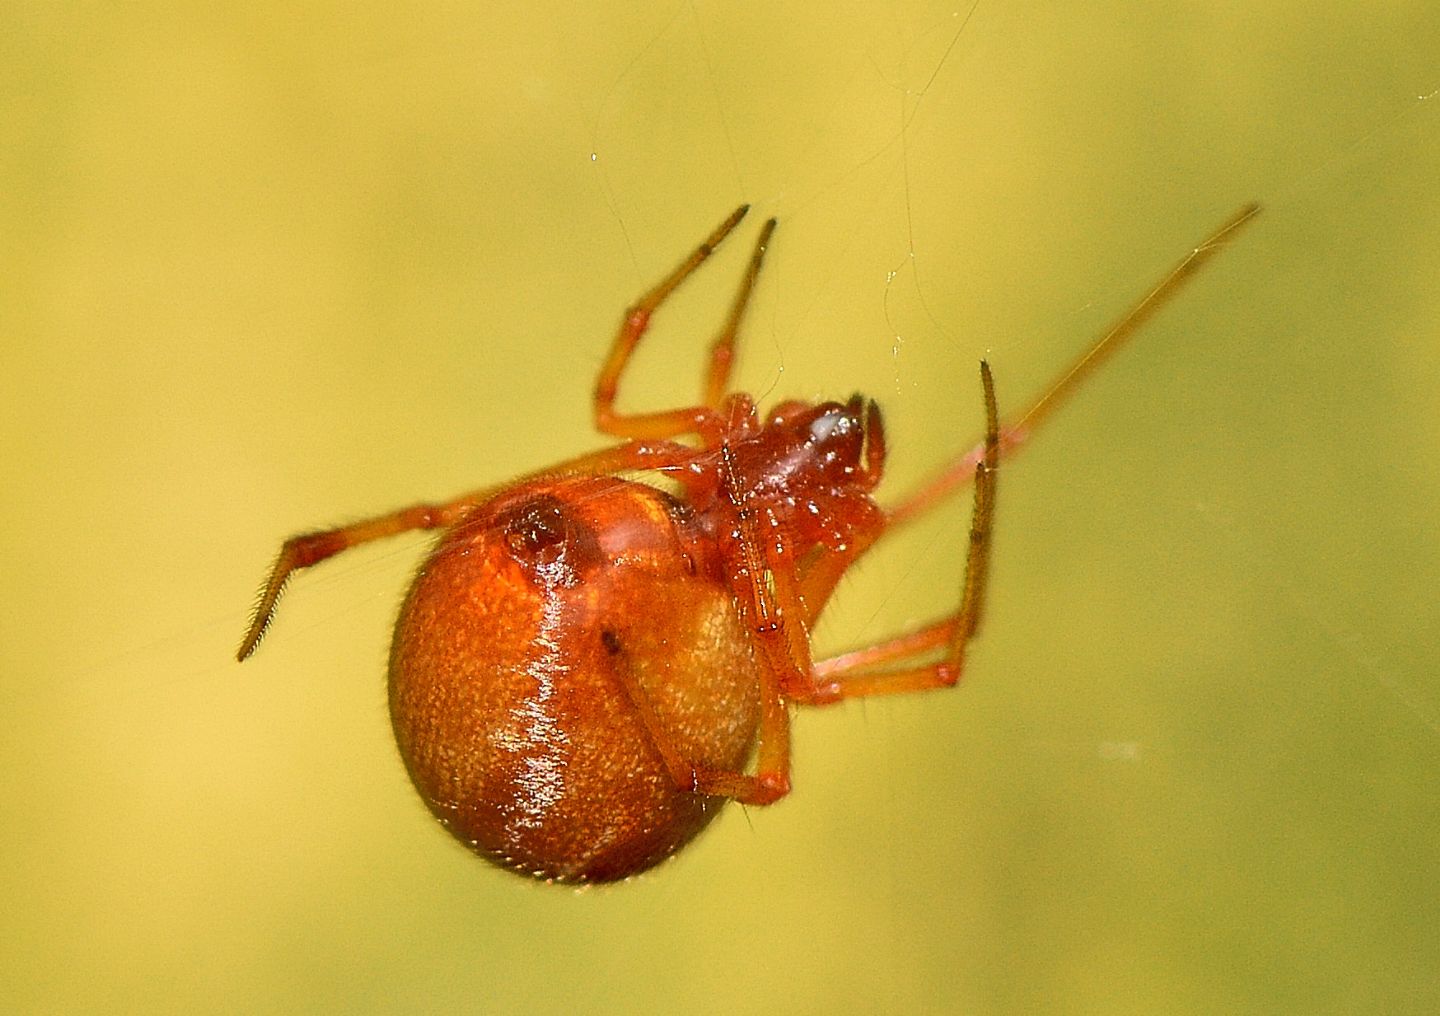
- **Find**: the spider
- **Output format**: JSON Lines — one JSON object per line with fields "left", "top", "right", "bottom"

{"left": 238, "top": 202, "right": 1258, "bottom": 883}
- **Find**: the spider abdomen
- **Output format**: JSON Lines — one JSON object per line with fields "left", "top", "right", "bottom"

{"left": 389, "top": 475, "right": 761, "bottom": 882}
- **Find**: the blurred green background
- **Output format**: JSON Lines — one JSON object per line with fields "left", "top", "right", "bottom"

{"left": 3, "top": 4, "right": 1438, "bottom": 1014}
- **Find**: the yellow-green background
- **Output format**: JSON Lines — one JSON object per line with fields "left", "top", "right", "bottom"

{"left": 4, "top": 4, "right": 1437, "bottom": 1014}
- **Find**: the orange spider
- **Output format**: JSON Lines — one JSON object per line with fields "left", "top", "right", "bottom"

{"left": 239, "top": 203, "right": 1258, "bottom": 883}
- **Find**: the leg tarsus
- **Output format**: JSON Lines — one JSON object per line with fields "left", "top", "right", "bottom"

{"left": 703, "top": 216, "right": 777, "bottom": 408}
{"left": 237, "top": 502, "right": 460, "bottom": 661}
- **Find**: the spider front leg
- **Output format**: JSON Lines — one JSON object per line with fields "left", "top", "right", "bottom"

{"left": 236, "top": 438, "right": 700, "bottom": 660}
{"left": 886, "top": 203, "right": 1260, "bottom": 528}
{"left": 821, "top": 208, "right": 1262, "bottom": 692}
{"left": 803, "top": 361, "right": 1001, "bottom": 703}
{"left": 593, "top": 206, "right": 777, "bottom": 442}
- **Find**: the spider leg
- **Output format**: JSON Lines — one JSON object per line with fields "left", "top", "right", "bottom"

{"left": 815, "top": 208, "right": 1261, "bottom": 698}
{"left": 703, "top": 216, "right": 776, "bottom": 408}
{"left": 886, "top": 203, "right": 1260, "bottom": 529}
{"left": 794, "top": 362, "right": 1001, "bottom": 704}
{"left": 620, "top": 455, "right": 826, "bottom": 807}
{"left": 593, "top": 206, "right": 777, "bottom": 442}
{"left": 692, "top": 487, "right": 811, "bottom": 804}
{"left": 812, "top": 617, "right": 956, "bottom": 679}
{"left": 687, "top": 663, "right": 793, "bottom": 806}
{"left": 601, "top": 531, "right": 795, "bottom": 807}
{"left": 237, "top": 438, "right": 700, "bottom": 660}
